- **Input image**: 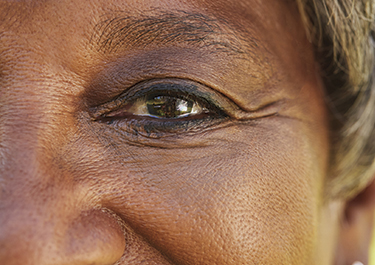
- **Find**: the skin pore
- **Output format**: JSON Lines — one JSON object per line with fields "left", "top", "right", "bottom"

{"left": 0, "top": 0, "right": 373, "bottom": 264}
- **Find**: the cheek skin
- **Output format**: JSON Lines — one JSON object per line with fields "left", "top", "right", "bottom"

{"left": 55, "top": 113, "right": 327, "bottom": 264}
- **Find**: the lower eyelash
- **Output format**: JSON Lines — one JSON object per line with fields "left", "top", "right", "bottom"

{"left": 101, "top": 114, "right": 227, "bottom": 138}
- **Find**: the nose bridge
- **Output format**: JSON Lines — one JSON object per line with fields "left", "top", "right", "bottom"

{"left": 0, "top": 133, "right": 126, "bottom": 265}
{"left": 0, "top": 92, "right": 126, "bottom": 265}
{"left": 0, "top": 98, "right": 52, "bottom": 199}
{"left": 0, "top": 67, "right": 78, "bottom": 198}
{"left": 0, "top": 152, "right": 70, "bottom": 264}
{"left": 0, "top": 130, "right": 66, "bottom": 263}
{"left": 0, "top": 192, "right": 62, "bottom": 263}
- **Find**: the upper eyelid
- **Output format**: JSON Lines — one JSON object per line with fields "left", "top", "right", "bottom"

{"left": 89, "top": 78, "right": 281, "bottom": 121}
{"left": 90, "top": 78, "right": 231, "bottom": 118}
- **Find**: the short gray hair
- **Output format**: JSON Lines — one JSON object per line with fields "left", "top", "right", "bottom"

{"left": 297, "top": 0, "right": 375, "bottom": 199}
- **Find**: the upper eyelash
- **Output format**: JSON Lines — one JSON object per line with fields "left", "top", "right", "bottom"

{"left": 88, "top": 79, "right": 232, "bottom": 136}
{"left": 90, "top": 78, "right": 228, "bottom": 120}
{"left": 90, "top": 77, "right": 282, "bottom": 123}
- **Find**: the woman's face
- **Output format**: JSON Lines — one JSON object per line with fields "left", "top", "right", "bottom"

{"left": 0, "top": 0, "right": 341, "bottom": 264}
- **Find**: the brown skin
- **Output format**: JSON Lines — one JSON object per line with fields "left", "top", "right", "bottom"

{"left": 0, "top": 0, "right": 374, "bottom": 264}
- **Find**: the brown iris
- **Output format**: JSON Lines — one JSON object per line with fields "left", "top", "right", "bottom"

{"left": 146, "top": 95, "right": 194, "bottom": 118}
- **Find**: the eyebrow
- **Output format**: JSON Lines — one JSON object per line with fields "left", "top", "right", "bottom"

{"left": 92, "top": 10, "right": 252, "bottom": 56}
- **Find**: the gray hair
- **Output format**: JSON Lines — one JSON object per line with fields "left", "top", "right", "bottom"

{"left": 297, "top": 0, "right": 375, "bottom": 199}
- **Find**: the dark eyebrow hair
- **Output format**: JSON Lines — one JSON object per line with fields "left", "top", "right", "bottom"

{"left": 91, "top": 10, "right": 251, "bottom": 56}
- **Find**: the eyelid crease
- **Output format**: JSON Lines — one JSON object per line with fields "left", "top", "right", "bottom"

{"left": 230, "top": 100, "right": 283, "bottom": 120}
{"left": 89, "top": 78, "right": 281, "bottom": 121}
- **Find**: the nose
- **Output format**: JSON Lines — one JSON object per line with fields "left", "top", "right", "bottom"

{"left": 0, "top": 149, "right": 126, "bottom": 265}
{"left": 0, "top": 206, "right": 126, "bottom": 265}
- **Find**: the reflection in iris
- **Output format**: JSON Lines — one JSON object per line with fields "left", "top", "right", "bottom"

{"left": 128, "top": 95, "right": 208, "bottom": 119}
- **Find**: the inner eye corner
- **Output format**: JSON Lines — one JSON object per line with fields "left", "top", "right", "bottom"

{"left": 88, "top": 104, "right": 118, "bottom": 122}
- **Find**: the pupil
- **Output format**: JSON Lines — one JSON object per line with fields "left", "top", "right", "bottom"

{"left": 146, "top": 95, "right": 193, "bottom": 118}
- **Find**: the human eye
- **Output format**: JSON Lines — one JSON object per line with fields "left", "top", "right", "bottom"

{"left": 91, "top": 78, "right": 230, "bottom": 136}
{"left": 116, "top": 94, "right": 207, "bottom": 119}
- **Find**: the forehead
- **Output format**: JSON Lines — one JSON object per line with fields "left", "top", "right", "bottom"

{"left": 0, "top": 0, "right": 306, "bottom": 67}
{"left": 0, "top": 0, "right": 298, "bottom": 31}
{"left": 2, "top": 0, "right": 303, "bottom": 54}
{"left": 0, "top": 0, "right": 313, "bottom": 113}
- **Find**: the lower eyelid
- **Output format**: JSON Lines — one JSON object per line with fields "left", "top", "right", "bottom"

{"left": 120, "top": 115, "right": 228, "bottom": 136}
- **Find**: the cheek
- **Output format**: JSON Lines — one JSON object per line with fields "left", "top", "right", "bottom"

{"left": 62, "top": 116, "right": 325, "bottom": 265}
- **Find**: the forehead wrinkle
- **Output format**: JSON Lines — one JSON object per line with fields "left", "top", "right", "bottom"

{"left": 91, "top": 9, "right": 257, "bottom": 58}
